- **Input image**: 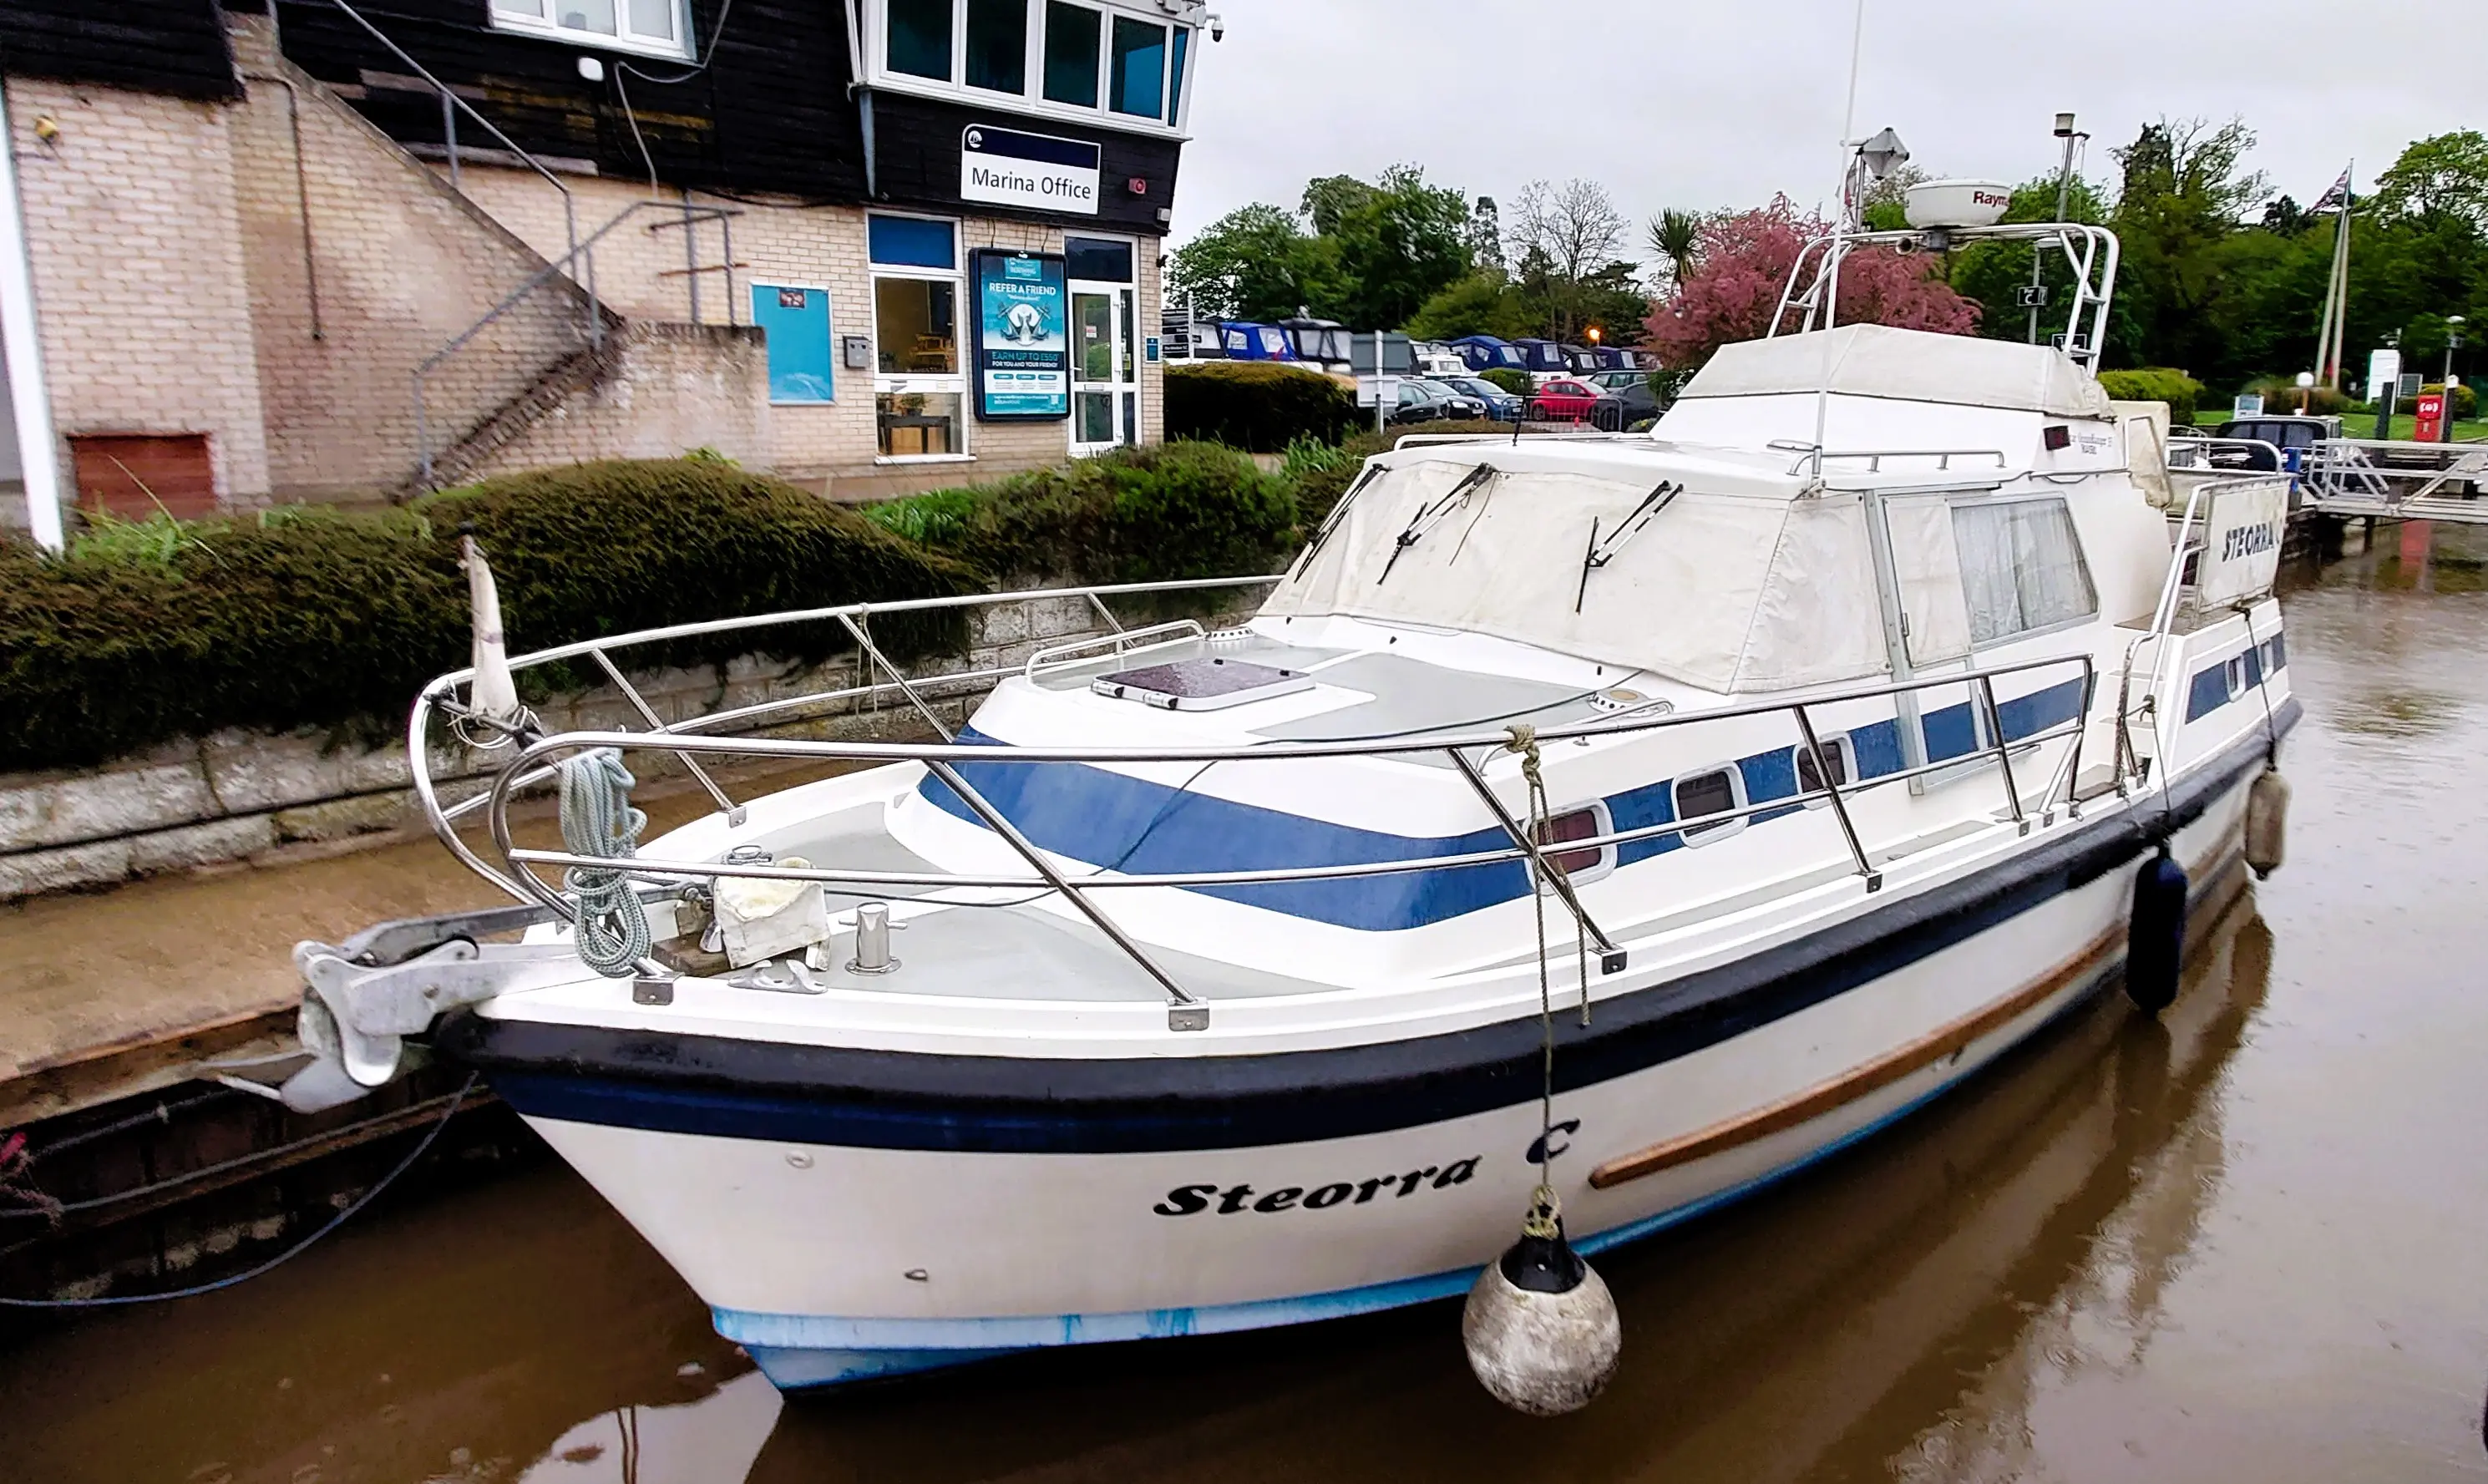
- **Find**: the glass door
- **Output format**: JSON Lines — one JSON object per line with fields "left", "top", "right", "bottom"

{"left": 1070, "top": 282, "right": 1138, "bottom": 451}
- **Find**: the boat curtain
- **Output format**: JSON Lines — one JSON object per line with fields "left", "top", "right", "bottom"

{"left": 1952, "top": 497, "right": 2097, "bottom": 646}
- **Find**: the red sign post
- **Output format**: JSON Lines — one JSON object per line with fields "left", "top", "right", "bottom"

{"left": 2414, "top": 391, "right": 2447, "bottom": 443}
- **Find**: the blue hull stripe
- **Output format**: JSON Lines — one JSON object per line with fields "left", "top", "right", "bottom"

{"left": 917, "top": 677, "right": 2090, "bottom": 932}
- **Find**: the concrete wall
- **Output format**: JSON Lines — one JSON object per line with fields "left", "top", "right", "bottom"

{"left": 0, "top": 592, "right": 1123, "bottom": 899}
{"left": 4, "top": 77, "right": 271, "bottom": 515}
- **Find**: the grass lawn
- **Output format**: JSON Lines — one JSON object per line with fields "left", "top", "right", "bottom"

{"left": 2192, "top": 410, "right": 2486, "bottom": 442}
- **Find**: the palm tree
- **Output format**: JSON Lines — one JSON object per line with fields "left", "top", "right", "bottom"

{"left": 1646, "top": 209, "right": 1705, "bottom": 295}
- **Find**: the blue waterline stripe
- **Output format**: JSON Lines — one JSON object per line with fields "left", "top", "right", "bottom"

{"left": 712, "top": 945, "right": 2137, "bottom": 1384}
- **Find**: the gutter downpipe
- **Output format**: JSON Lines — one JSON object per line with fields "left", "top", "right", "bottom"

{"left": 0, "top": 80, "right": 63, "bottom": 551}
{"left": 241, "top": 72, "right": 324, "bottom": 341}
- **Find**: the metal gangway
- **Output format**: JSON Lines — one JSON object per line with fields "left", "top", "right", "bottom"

{"left": 2296, "top": 439, "right": 2488, "bottom": 524}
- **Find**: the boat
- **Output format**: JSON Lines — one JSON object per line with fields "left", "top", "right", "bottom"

{"left": 283, "top": 201, "right": 2299, "bottom": 1393}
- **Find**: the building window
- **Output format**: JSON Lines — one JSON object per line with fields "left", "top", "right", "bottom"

{"left": 965, "top": 0, "right": 1028, "bottom": 93}
{"left": 1953, "top": 498, "right": 2097, "bottom": 646}
{"left": 869, "top": 215, "right": 966, "bottom": 459}
{"left": 1166, "top": 25, "right": 1188, "bottom": 124}
{"left": 1107, "top": 15, "right": 1164, "bottom": 118}
{"left": 751, "top": 284, "right": 835, "bottom": 404}
{"left": 886, "top": 0, "right": 954, "bottom": 80}
{"left": 1041, "top": 2, "right": 1101, "bottom": 106}
{"left": 490, "top": 0, "right": 688, "bottom": 56}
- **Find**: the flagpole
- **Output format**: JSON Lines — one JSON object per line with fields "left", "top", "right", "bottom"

{"left": 2329, "top": 166, "right": 2354, "bottom": 387}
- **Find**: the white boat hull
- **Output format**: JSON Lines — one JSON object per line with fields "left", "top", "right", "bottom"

{"left": 503, "top": 767, "right": 2257, "bottom": 1389}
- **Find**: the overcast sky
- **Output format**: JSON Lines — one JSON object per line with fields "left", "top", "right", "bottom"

{"left": 1172, "top": 1, "right": 2477, "bottom": 261}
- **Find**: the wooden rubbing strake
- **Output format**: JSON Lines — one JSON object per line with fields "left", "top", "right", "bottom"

{"left": 1586, "top": 924, "right": 2126, "bottom": 1190}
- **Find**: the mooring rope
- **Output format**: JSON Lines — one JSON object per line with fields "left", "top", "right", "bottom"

{"left": 559, "top": 747, "right": 651, "bottom": 977}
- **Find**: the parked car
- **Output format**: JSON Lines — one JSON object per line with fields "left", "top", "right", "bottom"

{"left": 1592, "top": 379, "right": 1665, "bottom": 430}
{"left": 2209, "top": 414, "right": 2339, "bottom": 472}
{"left": 1582, "top": 370, "right": 1649, "bottom": 393}
{"left": 1526, "top": 377, "right": 1602, "bottom": 422}
{"left": 1431, "top": 374, "right": 1525, "bottom": 422}
{"left": 1388, "top": 378, "right": 1490, "bottom": 426}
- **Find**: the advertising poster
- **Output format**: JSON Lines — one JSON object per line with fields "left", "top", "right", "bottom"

{"left": 971, "top": 250, "right": 1068, "bottom": 420}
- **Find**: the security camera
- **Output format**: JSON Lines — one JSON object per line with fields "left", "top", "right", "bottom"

{"left": 1208, "top": 13, "right": 1224, "bottom": 41}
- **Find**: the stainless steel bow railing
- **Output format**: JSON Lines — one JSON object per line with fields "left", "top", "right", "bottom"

{"left": 409, "top": 576, "right": 2103, "bottom": 1028}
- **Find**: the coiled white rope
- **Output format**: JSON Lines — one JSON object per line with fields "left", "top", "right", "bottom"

{"left": 559, "top": 747, "right": 651, "bottom": 976}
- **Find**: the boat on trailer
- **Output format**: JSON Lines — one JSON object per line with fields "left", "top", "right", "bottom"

{"left": 286, "top": 217, "right": 2299, "bottom": 1393}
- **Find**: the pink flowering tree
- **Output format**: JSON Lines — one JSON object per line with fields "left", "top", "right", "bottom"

{"left": 1644, "top": 196, "right": 1980, "bottom": 370}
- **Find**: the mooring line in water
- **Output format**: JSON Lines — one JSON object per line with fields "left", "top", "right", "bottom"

{"left": 0, "top": 1074, "right": 478, "bottom": 1309}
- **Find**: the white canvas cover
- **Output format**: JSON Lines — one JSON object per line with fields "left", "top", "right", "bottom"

{"left": 1264, "top": 456, "right": 1900, "bottom": 692}
{"left": 1682, "top": 324, "right": 2116, "bottom": 420}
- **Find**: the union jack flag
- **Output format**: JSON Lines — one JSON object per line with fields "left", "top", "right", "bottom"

{"left": 2313, "top": 167, "right": 2353, "bottom": 211}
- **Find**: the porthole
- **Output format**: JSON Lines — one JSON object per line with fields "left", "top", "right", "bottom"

{"left": 1672, "top": 765, "right": 1747, "bottom": 846}
{"left": 1533, "top": 803, "right": 1614, "bottom": 885}
{"left": 1792, "top": 733, "right": 1856, "bottom": 806}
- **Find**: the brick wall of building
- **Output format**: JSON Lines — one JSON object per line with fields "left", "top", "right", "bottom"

{"left": 225, "top": 18, "right": 596, "bottom": 499}
{"left": 5, "top": 77, "right": 271, "bottom": 512}
{"left": 453, "top": 169, "right": 1164, "bottom": 499}
{"left": 471, "top": 321, "right": 768, "bottom": 478}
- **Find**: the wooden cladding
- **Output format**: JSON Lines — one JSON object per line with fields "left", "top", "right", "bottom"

{"left": 1586, "top": 926, "right": 2126, "bottom": 1191}
{"left": 70, "top": 433, "right": 216, "bottom": 519}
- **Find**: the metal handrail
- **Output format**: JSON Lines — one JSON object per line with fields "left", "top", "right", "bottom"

{"left": 323, "top": 0, "right": 580, "bottom": 293}
{"left": 413, "top": 199, "right": 743, "bottom": 487}
{"left": 1024, "top": 619, "right": 1206, "bottom": 678}
{"left": 1783, "top": 447, "right": 2012, "bottom": 476}
{"left": 433, "top": 575, "right": 2098, "bottom": 1023}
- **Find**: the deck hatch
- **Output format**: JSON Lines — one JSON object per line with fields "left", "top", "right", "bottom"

{"left": 1092, "top": 657, "right": 1314, "bottom": 711}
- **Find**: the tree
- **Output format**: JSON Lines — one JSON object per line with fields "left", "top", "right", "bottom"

{"left": 2107, "top": 118, "right": 2269, "bottom": 372}
{"left": 1645, "top": 209, "right": 1705, "bottom": 294}
{"left": 1467, "top": 195, "right": 1506, "bottom": 276}
{"left": 1406, "top": 272, "right": 1534, "bottom": 341}
{"left": 1510, "top": 179, "right": 1636, "bottom": 341}
{"left": 2371, "top": 131, "right": 2488, "bottom": 230}
{"left": 1644, "top": 196, "right": 1979, "bottom": 370}
{"left": 1166, "top": 203, "right": 1334, "bottom": 323}
{"left": 1315, "top": 164, "right": 1475, "bottom": 331}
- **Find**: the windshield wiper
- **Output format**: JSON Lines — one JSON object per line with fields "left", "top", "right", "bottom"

{"left": 1377, "top": 463, "right": 1497, "bottom": 585}
{"left": 1573, "top": 479, "right": 1684, "bottom": 612}
{"left": 1289, "top": 462, "right": 1386, "bottom": 580}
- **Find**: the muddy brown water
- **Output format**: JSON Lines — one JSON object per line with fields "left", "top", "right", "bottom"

{"left": 6, "top": 529, "right": 2488, "bottom": 1482}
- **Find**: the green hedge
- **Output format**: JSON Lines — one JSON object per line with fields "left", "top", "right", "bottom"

{"left": 864, "top": 441, "right": 1300, "bottom": 588}
{"left": 2097, "top": 367, "right": 2205, "bottom": 424}
{"left": 1163, "top": 362, "right": 1356, "bottom": 452}
{"left": 0, "top": 460, "right": 975, "bottom": 773}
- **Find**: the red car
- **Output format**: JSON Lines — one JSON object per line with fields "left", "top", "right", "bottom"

{"left": 1528, "top": 377, "right": 1601, "bottom": 422}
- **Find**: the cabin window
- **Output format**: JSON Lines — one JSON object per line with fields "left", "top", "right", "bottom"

{"left": 1534, "top": 803, "right": 1614, "bottom": 885}
{"left": 1107, "top": 16, "right": 1166, "bottom": 118}
{"left": 869, "top": 215, "right": 967, "bottom": 460}
{"left": 491, "top": 0, "right": 689, "bottom": 56}
{"left": 1673, "top": 767, "right": 1746, "bottom": 845}
{"left": 1952, "top": 498, "right": 2097, "bottom": 646}
{"left": 964, "top": 0, "right": 1028, "bottom": 92}
{"left": 2224, "top": 653, "right": 2250, "bottom": 701}
{"left": 1042, "top": 3, "right": 1103, "bottom": 105}
{"left": 886, "top": 0, "right": 955, "bottom": 79}
{"left": 1792, "top": 734, "right": 1855, "bottom": 802}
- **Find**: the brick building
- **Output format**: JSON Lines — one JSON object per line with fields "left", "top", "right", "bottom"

{"left": 0, "top": 0, "right": 1206, "bottom": 541}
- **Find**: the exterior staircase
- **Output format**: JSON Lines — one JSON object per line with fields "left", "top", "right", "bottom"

{"left": 407, "top": 329, "right": 622, "bottom": 494}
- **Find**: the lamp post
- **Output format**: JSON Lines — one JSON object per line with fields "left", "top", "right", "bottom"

{"left": 2294, "top": 370, "right": 2316, "bottom": 415}
{"left": 2446, "top": 316, "right": 2466, "bottom": 443}
{"left": 2028, "top": 111, "right": 2086, "bottom": 345}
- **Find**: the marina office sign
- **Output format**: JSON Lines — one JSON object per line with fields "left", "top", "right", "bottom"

{"left": 960, "top": 125, "right": 1100, "bottom": 215}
